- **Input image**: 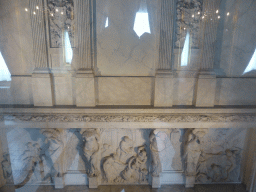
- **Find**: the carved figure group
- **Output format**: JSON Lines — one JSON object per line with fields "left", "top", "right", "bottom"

{"left": 41, "top": 129, "right": 65, "bottom": 178}
{"left": 196, "top": 148, "right": 242, "bottom": 183}
{"left": 82, "top": 129, "right": 100, "bottom": 177}
{"left": 184, "top": 129, "right": 208, "bottom": 177}
{"left": 1, "top": 153, "right": 13, "bottom": 183}
{"left": 15, "top": 142, "right": 44, "bottom": 188}
{"left": 102, "top": 136, "right": 148, "bottom": 184}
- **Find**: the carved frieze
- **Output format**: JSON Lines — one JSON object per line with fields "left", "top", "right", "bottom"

{"left": 47, "top": 0, "right": 75, "bottom": 48}
{"left": 3, "top": 113, "right": 256, "bottom": 123}
{"left": 175, "top": 0, "right": 202, "bottom": 48}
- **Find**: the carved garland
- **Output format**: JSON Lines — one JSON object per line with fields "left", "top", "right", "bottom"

{"left": 1, "top": 114, "right": 256, "bottom": 123}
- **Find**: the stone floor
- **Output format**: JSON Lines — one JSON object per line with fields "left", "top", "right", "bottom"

{"left": 0, "top": 184, "right": 248, "bottom": 192}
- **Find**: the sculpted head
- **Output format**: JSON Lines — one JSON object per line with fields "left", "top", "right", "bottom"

{"left": 192, "top": 128, "right": 208, "bottom": 139}
{"left": 82, "top": 129, "right": 99, "bottom": 143}
{"left": 120, "top": 136, "right": 133, "bottom": 153}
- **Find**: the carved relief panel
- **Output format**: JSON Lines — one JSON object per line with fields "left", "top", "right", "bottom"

{"left": 175, "top": 0, "right": 202, "bottom": 48}
{"left": 47, "top": 0, "right": 75, "bottom": 48}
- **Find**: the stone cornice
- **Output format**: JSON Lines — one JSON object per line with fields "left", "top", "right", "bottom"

{"left": 0, "top": 107, "right": 255, "bottom": 129}
{"left": 1, "top": 113, "right": 256, "bottom": 123}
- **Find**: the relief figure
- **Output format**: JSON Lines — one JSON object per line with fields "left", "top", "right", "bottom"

{"left": 149, "top": 130, "right": 162, "bottom": 177}
{"left": 41, "top": 129, "right": 65, "bottom": 178}
{"left": 82, "top": 129, "right": 100, "bottom": 177}
{"left": 1, "top": 153, "right": 13, "bottom": 183}
{"left": 184, "top": 129, "right": 208, "bottom": 176}
{"left": 103, "top": 136, "right": 136, "bottom": 183}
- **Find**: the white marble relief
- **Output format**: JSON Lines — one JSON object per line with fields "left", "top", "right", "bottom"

{"left": 96, "top": 0, "right": 158, "bottom": 76}
{"left": 82, "top": 129, "right": 100, "bottom": 177}
{"left": 48, "top": 0, "right": 74, "bottom": 48}
{"left": 149, "top": 130, "right": 162, "bottom": 177}
{"left": 196, "top": 148, "right": 242, "bottom": 183}
{"left": 15, "top": 142, "right": 44, "bottom": 187}
{"left": 176, "top": 0, "right": 202, "bottom": 48}
{"left": 102, "top": 135, "right": 149, "bottom": 184}
{"left": 196, "top": 128, "right": 246, "bottom": 183}
{"left": 40, "top": 129, "right": 65, "bottom": 178}
{"left": 184, "top": 129, "right": 208, "bottom": 176}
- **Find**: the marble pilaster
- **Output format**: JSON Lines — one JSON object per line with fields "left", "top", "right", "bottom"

{"left": 154, "top": 0, "right": 175, "bottom": 107}
{"left": 195, "top": 0, "right": 221, "bottom": 107}
{"left": 30, "top": 0, "right": 53, "bottom": 106}
{"left": 75, "top": 0, "right": 96, "bottom": 107}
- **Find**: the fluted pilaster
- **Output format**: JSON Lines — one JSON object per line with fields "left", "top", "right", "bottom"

{"left": 77, "top": 0, "right": 92, "bottom": 70}
{"left": 158, "top": 0, "right": 175, "bottom": 70}
{"left": 200, "top": 0, "right": 221, "bottom": 70}
{"left": 29, "top": 0, "right": 48, "bottom": 68}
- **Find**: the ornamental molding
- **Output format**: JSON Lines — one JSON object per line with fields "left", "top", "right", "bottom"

{"left": 1, "top": 113, "right": 256, "bottom": 123}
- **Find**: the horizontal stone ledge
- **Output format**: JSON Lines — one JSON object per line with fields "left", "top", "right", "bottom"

{"left": 0, "top": 107, "right": 256, "bottom": 114}
{"left": 0, "top": 120, "right": 255, "bottom": 129}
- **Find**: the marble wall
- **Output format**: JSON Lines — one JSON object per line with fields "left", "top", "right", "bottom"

{"left": 96, "top": 0, "right": 160, "bottom": 76}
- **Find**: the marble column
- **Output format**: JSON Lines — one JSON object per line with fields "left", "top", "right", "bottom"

{"left": 75, "top": 0, "right": 96, "bottom": 107}
{"left": 30, "top": 0, "right": 53, "bottom": 106}
{"left": 154, "top": 0, "right": 175, "bottom": 107}
{"left": 195, "top": 0, "right": 221, "bottom": 107}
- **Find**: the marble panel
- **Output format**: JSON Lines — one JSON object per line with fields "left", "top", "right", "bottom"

{"left": 10, "top": 76, "right": 33, "bottom": 105}
{"left": 0, "top": 86, "right": 12, "bottom": 104}
{"left": 216, "top": 0, "right": 256, "bottom": 77}
{"left": 98, "top": 77, "right": 153, "bottom": 105}
{"left": 0, "top": 0, "right": 34, "bottom": 75}
{"left": 76, "top": 74, "right": 96, "bottom": 107}
{"left": 96, "top": 0, "right": 159, "bottom": 76}
{"left": 154, "top": 73, "right": 173, "bottom": 107}
{"left": 53, "top": 73, "right": 74, "bottom": 106}
{"left": 32, "top": 73, "right": 53, "bottom": 106}
{"left": 216, "top": 78, "right": 256, "bottom": 105}
{"left": 196, "top": 75, "right": 216, "bottom": 107}
{"left": 173, "top": 77, "right": 196, "bottom": 106}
